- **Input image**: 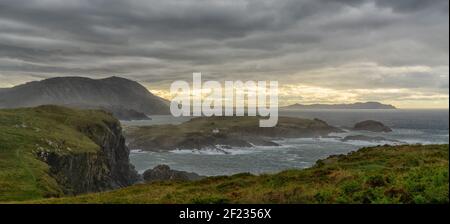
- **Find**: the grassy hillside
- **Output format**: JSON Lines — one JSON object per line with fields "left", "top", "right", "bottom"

{"left": 28, "top": 144, "right": 448, "bottom": 204}
{"left": 0, "top": 105, "right": 117, "bottom": 202}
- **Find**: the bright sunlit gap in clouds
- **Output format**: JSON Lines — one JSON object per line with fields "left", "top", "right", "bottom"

{"left": 145, "top": 61, "right": 449, "bottom": 109}
{"left": 0, "top": 0, "right": 448, "bottom": 108}
{"left": 149, "top": 85, "right": 449, "bottom": 109}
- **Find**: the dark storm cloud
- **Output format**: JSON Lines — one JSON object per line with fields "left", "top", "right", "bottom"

{"left": 374, "top": 0, "right": 449, "bottom": 13}
{"left": 0, "top": 0, "right": 448, "bottom": 106}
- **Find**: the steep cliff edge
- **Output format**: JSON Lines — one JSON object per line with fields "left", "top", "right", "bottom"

{"left": 0, "top": 105, "right": 139, "bottom": 202}
{"left": 30, "top": 144, "right": 449, "bottom": 204}
{"left": 41, "top": 116, "right": 139, "bottom": 194}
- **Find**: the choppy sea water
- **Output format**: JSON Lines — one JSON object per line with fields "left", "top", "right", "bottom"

{"left": 126, "top": 109, "right": 449, "bottom": 176}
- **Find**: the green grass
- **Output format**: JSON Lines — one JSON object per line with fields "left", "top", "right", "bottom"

{"left": 1, "top": 107, "right": 448, "bottom": 204}
{"left": 126, "top": 116, "right": 325, "bottom": 137}
{"left": 124, "top": 116, "right": 335, "bottom": 150}
{"left": 26, "top": 144, "right": 449, "bottom": 204}
{"left": 0, "top": 105, "right": 118, "bottom": 202}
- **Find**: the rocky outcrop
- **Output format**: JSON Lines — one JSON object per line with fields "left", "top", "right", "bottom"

{"left": 342, "top": 135, "right": 400, "bottom": 143}
{"left": 125, "top": 116, "right": 342, "bottom": 151}
{"left": 143, "top": 165, "right": 204, "bottom": 182}
{"left": 353, "top": 120, "right": 392, "bottom": 132}
{"left": 38, "top": 115, "right": 140, "bottom": 195}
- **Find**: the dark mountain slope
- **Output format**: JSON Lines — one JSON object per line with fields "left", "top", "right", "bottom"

{"left": 0, "top": 76, "right": 170, "bottom": 118}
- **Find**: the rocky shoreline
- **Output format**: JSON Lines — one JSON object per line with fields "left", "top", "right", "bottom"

{"left": 0, "top": 105, "right": 400, "bottom": 202}
{"left": 124, "top": 116, "right": 343, "bottom": 151}
{"left": 124, "top": 117, "right": 398, "bottom": 152}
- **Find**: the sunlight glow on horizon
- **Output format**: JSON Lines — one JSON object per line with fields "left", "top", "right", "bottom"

{"left": 148, "top": 84, "right": 449, "bottom": 109}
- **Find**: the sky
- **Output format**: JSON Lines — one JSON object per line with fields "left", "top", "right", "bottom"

{"left": 0, "top": 0, "right": 448, "bottom": 108}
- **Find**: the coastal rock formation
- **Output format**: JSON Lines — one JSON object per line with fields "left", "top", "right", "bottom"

{"left": 44, "top": 116, "right": 140, "bottom": 194}
{"left": 353, "top": 120, "right": 392, "bottom": 132}
{"left": 32, "top": 144, "right": 450, "bottom": 204}
{"left": 0, "top": 106, "right": 140, "bottom": 201}
{"left": 143, "top": 165, "right": 204, "bottom": 182}
{"left": 342, "top": 135, "right": 400, "bottom": 143}
{"left": 125, "top": 116, "right": 342, "bottom": 151}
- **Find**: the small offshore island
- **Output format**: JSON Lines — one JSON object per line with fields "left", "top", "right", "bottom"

{"left": 0, "top": 106, "right": 448, "bottom": 204}
{"left": 282, "top": 102, "right": 397, "bottom": 110}
{"left": 124, "top": 116, "right": 342, "bottom": 152}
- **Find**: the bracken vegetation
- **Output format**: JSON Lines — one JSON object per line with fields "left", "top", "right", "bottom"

{"left": 28, "top": 144, "right": 449, "bottom": 204}
{"left": 1, "top": 106, "right": 448, "bottom": 204}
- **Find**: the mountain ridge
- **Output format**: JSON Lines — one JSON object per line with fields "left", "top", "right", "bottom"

{"left": 0, "top": 76, "right": 170, "bottom": 119}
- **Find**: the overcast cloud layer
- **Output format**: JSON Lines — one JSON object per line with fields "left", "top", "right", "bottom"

{"left": 0, "top": 0, "right": 448, "bottom": 108}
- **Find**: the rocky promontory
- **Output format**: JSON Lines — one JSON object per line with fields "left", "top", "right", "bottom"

{"left": 0, "top": 105, "right": 140, "bottom": 201}
{"left": 125, "top": 116, "right": 342, "bottom": 151}
{"left": 44, "top": 110, "right": 141, "bottom": 194}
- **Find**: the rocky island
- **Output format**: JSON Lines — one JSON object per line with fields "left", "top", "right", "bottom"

{"left": 124, "top": 116, "right": 342, "bottom": 151}
{"left": 282, "top": 102, "right": 396, "bottom": 110}
{"left": 353, "top": 120, "right": 393, "bottom": 132}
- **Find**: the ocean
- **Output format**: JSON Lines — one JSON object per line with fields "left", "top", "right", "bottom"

{"left": 125, "top": 109, "right": 449, "bottom": 176}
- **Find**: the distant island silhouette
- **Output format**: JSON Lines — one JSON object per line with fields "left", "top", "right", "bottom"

{"left": 282, "top": 102, "right": 396, "bottom": 110}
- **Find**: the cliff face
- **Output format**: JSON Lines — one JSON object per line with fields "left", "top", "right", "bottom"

{"left": 0, "top": 106, "right": 140, "bottom": 202}
{"left": 30, "top": 144, "right": 450, "bottom": 204}
{"left": 39, "top": 116, "right": 140, "bottom": 194}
